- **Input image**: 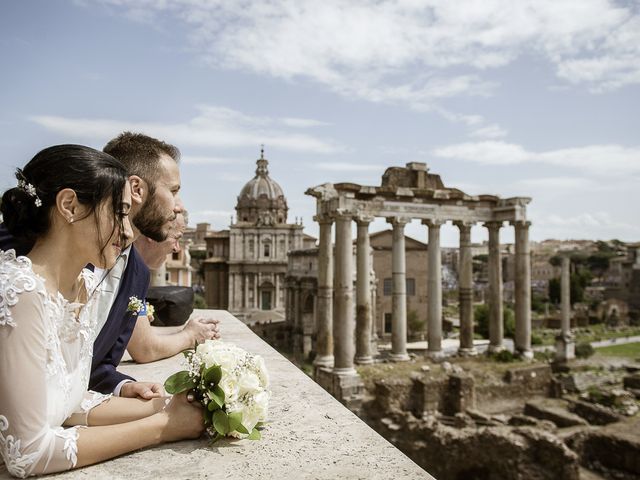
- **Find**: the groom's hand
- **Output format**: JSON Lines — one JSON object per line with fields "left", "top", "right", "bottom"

{"left": 120, "top": 381, "right": 164, "bottom": 399}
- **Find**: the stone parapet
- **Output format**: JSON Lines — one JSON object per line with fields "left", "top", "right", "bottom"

{"left": 14, "top": 310, "right": 432, "bottom": 480}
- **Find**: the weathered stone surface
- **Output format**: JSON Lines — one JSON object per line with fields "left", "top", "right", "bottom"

{"left": 569, "top": 399, "right": 624, "bottom": 425}
{"left": 524, "top": 399, "right": 588, "bottom": 428}
{"left": 560, "top": 371, "right": 618, "bottom": 393}
{"left": 566, "top": 417, "right": 640, "bottom": 478}
{"left": 11, "top": 311, "right": 432, "bottom": 480}
{"left": 374, "top": 377, "right": 413, "bottom": 413}
{"left": 508, "top": 414, "right": 557, "bottom": 431}
{"left": 446, "top": 373, "right": 476, "bottom": 415}
{"left": 373, "top": 413, "right": 579, "bottom": 480}
{"left": 582, "top": 387, "right": 640, "bottom": 416}
{"left": 623, "top": 372, "right": 640, "bottom": 389}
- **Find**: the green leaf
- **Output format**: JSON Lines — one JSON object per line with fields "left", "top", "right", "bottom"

{"left": 247, "top": 428, "right": 261, "bottom": 440}
{"left": 204, "top": 365, "right": 222, "bottom": 384}
{"left": 204, "top": 408, "right": 213, "bottom": 426}
{"left": 164, "top": 371, "right": 196, "bottom": 395}
{"left": 208, "top": 385, "right": 225, "bottom": 408}
{"left": 227, "top": 411, "right": 249, "bottom": 435}
{"left": 207, "top": 400, "right": 220, "bottom": 412}
{"left": 213, "top": 410, "right": 230, "bottom": 436}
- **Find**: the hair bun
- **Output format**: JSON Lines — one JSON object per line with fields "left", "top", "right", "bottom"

{"left": 1, "top": 186, "right": 47, "bottom": 242}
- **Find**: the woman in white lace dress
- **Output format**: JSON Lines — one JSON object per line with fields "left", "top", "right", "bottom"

{"left": 0, "top": 145, "right": 203, "bottom": 478}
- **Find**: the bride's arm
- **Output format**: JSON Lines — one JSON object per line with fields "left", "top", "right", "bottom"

{"left": 74, "top": 393, "right": 202, "bottom": 469}
{"left": 65, "top": 395, "right": 167, "bottom": 426}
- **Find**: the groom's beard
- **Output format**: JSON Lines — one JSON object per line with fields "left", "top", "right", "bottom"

{"left": 133, "top": 194, "right": 176, "bottom": 242}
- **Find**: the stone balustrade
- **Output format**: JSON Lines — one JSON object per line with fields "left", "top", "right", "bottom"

{"left": 0, "top": 310, "right": 432, "bottom": 480}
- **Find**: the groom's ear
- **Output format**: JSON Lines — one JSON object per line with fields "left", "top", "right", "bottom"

{"left": 55, "top": 188, "right": 79, "bottom": 222}
{"left": 129, "top": 175, "right": 145, "bottom": 206}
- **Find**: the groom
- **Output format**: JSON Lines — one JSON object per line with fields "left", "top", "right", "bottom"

{"left": 90, "top": 132, "right": 185, "bottom": 398}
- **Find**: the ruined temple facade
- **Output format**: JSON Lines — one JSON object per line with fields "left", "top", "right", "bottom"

{"left": 307, "top": 162, "right": 532, "bottom": 399}
{"left": 204, "top": 150, "right": 310, "bottom": 324}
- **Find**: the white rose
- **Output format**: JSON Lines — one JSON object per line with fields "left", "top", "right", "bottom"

{"left": 252, "top": 390, "right": 270, "bottom": 420}
{"left": 253, "top": 355, "right": 270, "bottom": 388}
{"left": 210, "top": 348, "right": 239, "bottom": 372}
{"left": 237, "top": 371, "right": 261, "bottom": 396}
{"left": 219, "top": 375, "right": 239, "bottom": 403}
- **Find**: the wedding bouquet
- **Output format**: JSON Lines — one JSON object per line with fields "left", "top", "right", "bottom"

{"left": 164, "top": 339, "right": 270, "bottom": 441}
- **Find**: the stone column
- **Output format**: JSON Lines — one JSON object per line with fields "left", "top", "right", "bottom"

{"left": 386, "top": 217, "right": 411, "bottom": 362}
{"left": 314, "top": 215, "right": 334, "bottom": 368}
{"left": 513, "top": 220, "right": 533, "bottom": 359}
{"left": 423, "top": 220, "right": 445, "bottom": 359}
{"left": 455, "top": 221, "right": 476, "bottom": 355}
{"left": 274, "top": 274, "right": 280, "bottom": 308}
{"left": 253, "top": 273, "right": 258, "bottom": 310}
{"left": 244, "top": 273, "right": 249, "bottom": 309}
{"left": 485, "top": 221, "right": 504, "bottom": 352}
{"left": 355, "top": 215, "right": 374, "bottom": 365}
{"left": 333, "top": 213, "right": 355, "bottom": 374}
{"left": 229, "top": 272, "right": 235, "bottom": 310}
{"left": 555, "top": 255, "right": 575, "bottom": 361}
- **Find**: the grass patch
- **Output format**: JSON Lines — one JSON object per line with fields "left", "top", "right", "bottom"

{"left": 595, "top": 342, "right": 640, "bottom": 359}
{"left": 531, "top": 325, "right": 640, "bottom": 346}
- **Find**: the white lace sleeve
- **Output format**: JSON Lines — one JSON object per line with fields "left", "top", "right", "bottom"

{"left": 0, "top": 288, "right": 80, "bottom": 478}
{"left": 64, "top": 391, "right": 113, "bottom": 427}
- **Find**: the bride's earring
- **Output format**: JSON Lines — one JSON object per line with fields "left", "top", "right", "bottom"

{"left": 68, "top": 217, "right": 74, "bottom": 224}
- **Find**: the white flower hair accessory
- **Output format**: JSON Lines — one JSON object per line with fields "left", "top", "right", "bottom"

{"left": 17, "top": 179, "right": 42, "bottom": 207}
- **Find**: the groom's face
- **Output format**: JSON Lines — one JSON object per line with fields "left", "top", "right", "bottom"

{"left": 133, "top": 154, "right": 182, "bottom": 242}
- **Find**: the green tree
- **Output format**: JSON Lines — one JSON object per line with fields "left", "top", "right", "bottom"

{"left": 475, "top": 304, "right": 515, "bottom": 339}
{"left": 549, "top": 272, "right": 589, "bottom": 305}
{"left": 407, "top": 310, "right": 424, "bottom": 337}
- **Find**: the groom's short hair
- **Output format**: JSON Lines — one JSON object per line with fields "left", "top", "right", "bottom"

{"left": 103, "top": 132, "right": 180, "bottom": 194}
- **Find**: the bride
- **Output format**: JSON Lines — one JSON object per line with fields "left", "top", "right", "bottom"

{"left": 0, "top": 145, "right": 203, "bottom": 478}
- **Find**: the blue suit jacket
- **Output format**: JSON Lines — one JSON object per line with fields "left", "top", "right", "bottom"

{"left": 90, "top": 245, "right": 150, "bottom": 394}
{"left": 0, "top": 223, "right": 150, "bottom": 394}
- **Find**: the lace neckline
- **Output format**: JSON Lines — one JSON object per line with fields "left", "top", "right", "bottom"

{"left": 0, "top": 249, "right": 89, "bottom": 323}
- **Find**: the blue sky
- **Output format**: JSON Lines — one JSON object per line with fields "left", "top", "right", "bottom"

{"left": 1, "top": 0, "right": 638, "bottom": 246}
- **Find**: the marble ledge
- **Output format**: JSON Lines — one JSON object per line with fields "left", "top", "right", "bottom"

{"left": 3, "top": 310, "right": 433, "bottom": 480}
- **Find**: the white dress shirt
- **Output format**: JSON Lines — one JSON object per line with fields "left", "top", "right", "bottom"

{"left": 93, "top": 245, "right": 132, "bottom": 395}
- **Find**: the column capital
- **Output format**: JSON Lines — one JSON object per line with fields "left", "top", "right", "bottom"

{"left": 356, "top": 214, "right": 375, "bottom": 226}
{"left": 510, "top": 220, "right": 532, "bottom": 229}
{"left": 313, "top": 214, "right": 334, "bottom": 225}
{"left": 484, "top": 220, "right": 504, "bottom": 230}
{"left": 422, "top": 218, "right": 446, "bottom": 228}
{"left": 453, "top": 220, "right": 474, "bottom": 231}
{"left": 333, "top": 209, "right": 353, "bottom": 221}
{"left": 386, "top": 216, "right": 411, "bottom": 226}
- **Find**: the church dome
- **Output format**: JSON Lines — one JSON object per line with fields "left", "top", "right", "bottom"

{"left": 236, "top": 149, "right": 288, "bottom": 225}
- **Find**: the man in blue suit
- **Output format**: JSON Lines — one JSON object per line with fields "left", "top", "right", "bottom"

{"left": 89, "top": 132, "right": 185, "bottom": 399}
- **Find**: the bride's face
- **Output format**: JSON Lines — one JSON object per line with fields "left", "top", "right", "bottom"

{"left": 90, "top": 183, "right": 133, "bottom": 269}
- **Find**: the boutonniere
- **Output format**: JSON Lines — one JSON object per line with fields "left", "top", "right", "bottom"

{"left": 127, "top": 296, "right": 155, "bottom": 319}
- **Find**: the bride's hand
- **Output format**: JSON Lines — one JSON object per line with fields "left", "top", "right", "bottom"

{"left": 159, "top": 392, "right": 205, "bottom": 442}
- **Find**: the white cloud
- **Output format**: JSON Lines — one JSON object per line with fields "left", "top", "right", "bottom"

{"left": 516, "top": 177, "right": 595, "bottom": 190}
{"left": 532, "top": 211, "right": 640, "bottom": 239}
{"left": 433, "top": 141, "right": 640, "bottom": 177}
{"left": 30, "top": 105, "right": 341, "bottom": 154}
{"left": 281, "top": 117, "right": 331, "bottom": 128}
{"left": 86, "top": 0, "right": 640, "bottom": 109}
{"left": 314, "top": 162, "right": 386, "bottom": 172}
{"left": 469, "top": 124, "right": 508, "bottom": 139}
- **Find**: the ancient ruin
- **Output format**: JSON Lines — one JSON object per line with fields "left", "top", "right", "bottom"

{"left": 306, "top": 162, "right": 533, "bottom": 398}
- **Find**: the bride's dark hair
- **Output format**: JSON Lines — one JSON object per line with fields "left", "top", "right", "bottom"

{"left": 1, "top": 144, "right": 129, "bottom": 262}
